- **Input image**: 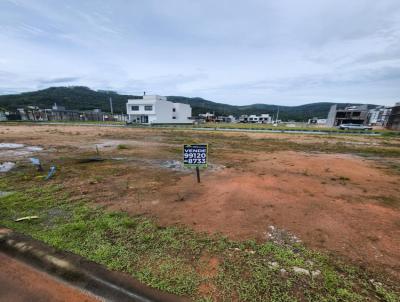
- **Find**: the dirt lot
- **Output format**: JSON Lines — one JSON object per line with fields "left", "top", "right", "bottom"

{"left": 1, "top": 124, "right": 400, "bottom": 280}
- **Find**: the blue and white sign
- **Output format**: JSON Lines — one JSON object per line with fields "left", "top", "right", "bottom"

{"left": 183, "top": 144, "right": 208, "bottom": 168}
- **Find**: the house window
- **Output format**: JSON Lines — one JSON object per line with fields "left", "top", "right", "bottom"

{"left": 172, "top": 116, "right": 176, "bottom": 119}
{"left": 144, "top": 105, "right": 153, "bottom": 111}
{"left": 172, "top": 108, "right": 176, "bottom": 112}
{"left": 131, "top": 105, "right": 139, "bottom": 111}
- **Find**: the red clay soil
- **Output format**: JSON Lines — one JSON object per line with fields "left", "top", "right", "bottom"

{"left": 112, "top": 151, "right": 400, "bottom": 279}
{"left": 0, "top": 252, "right": 99, "bottom": 302}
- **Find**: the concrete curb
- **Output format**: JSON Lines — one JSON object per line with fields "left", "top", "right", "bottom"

{"left": 0, "top": 229, "right": 188, "bottom": 302}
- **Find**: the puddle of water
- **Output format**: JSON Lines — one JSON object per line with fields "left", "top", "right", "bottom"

{"left": 343, "top": 141, "right": 379, "bottom": 146}
{"left": 0, "top": 143, "right": 24, "bottom": 149}
{"left": 0, "top": 143, "right": 45, "bottom": 159}
{"left": 160, "top": 160, "right": 189, "bottom": 172}
{"left": 0, "top": 162, "right": 15, "bottom": 172}
{"left": 25, "top": 146, "right": 43, "bottom": 151}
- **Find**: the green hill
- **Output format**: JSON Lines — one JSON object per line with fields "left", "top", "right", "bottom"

{"left": 0, "top": 86, "right": 375, "bottom": 121}
{"left": 0, "top": 86, "right": 139, "bottom": 113}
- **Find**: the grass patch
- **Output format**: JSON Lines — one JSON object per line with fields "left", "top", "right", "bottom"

{"left": 156, "top": 129, "right": 400, "bottom": 158}
{"left": 117, "top": 144, "right": 129, "bottom": 150}
{"left": 375, "top": 196, "right": 400, "bottom": 209}
{"left": 381, "top": 131, "right": 400, "bottom": 137}
{"left": 0, "top": 174, "right": 399, "bottom": 301}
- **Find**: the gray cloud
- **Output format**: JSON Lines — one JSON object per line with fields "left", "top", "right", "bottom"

{"left": 39, "top": 76, "right": 81, "bottom": 84}
{"left": 0, "top": 0, "right": 399, "bottom": 105}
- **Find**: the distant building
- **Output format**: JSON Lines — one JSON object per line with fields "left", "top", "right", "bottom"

{"left": 198, "top": 112, "right": 216, "bottom": 122}
{"left": 126, "top": 95, "right": 192, "bottom": 124}
{"left": 215, "top": 115, "right": 236, "bottom": 123}
{"left": 248, "top": 115, "right": 259, "bottom": 123}
{"left": 368, "top": 106, "right": 391, "bottom": 126}
{"left": 10, "top": 104, "right": 119, "bottom": 122}
{"left": 239, "top": 114, "right": 271, "bottom": 123}
{"left": 0, "top": 108, "right": 7, "bottom": 121}
{"left": 239, "top": 115, "right": 249, "bottom": 123}
{"left": 387, "top": 102, "right": 400, "bottom": 131}
{"left": 308, "top": 117, "right": 327, "bottom": 125}
{"left": 259, "top": 114, "right": 272, "bottom": 123}
{"left": 45, "top": 103, "right": 81, "bottom": 121}
{"left": 52, "top": 103, "right": 65, "bottom": 111}
{"left": 326, "top": 105, "right": 370, "bottom": 127}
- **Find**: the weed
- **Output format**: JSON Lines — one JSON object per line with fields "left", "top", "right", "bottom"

{"left": 117, "top": 144, "right": 129, "bottom": 150}
{"left": 376, "top": 196, "right": 399, "bottom": 209}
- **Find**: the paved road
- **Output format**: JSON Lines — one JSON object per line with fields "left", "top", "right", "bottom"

{"left": 0, "top": 252, "right": 100, "bottom": 302}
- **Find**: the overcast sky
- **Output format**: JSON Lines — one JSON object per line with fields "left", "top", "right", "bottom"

{"left": 0, "top": 0, "right": 399, "bottom": 105}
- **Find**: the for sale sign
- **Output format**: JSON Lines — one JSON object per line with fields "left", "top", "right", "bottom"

{"left": 183, "top": 144, "right": 208, "bottom": 168}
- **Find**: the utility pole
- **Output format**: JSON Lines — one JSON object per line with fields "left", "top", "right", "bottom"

{"left": 109, "top": 96, "right": 113, "bottom": 115}
{"left": 276, "top": 106, "right": 280, "bottom": 123}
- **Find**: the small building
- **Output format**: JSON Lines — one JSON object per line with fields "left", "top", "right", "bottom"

{"left": 198, "top": 112, "right": 216, "bottom": 122}
{"left": 239, "top": 114, "right": 271, "bottom": 123}
{"left": 308, "top": 117, "right": 327, "bottom": 125}
{"left": 239, "top": 115, "right": 249, "bottom": 123}
{"left": 0, "top": 109, "right": 7, "bottom": 121}
{"left": 126, "top": 95, "right": 192, "bottom": 124}
{"left": 248, "top": 115, "right": 259, "bottom": 123}
{"left": 259, "top": 114, "right": 272, "bottom": 123}
{"left": 326, "top": 104, "right": 370, "bottom": 127}
{"left": 387, "top": 102, "right": 400, "bottom": 131}
{"left": 215, "top": 115, "right": 236, "bottom": 123}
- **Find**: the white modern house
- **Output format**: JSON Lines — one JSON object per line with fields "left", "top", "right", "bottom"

{"left": 126, "top": 95, "right": 192, "bottom": 124}
{"left": 248, "top": 115, "right": 259, "bottom": 123}
{"left": 244, "top": 114, "right": 272, "bottom": 123}
{"left": 258, "top": 114, "right": 272, "bottom": 123}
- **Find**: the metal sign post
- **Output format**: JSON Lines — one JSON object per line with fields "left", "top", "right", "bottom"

{"left": 196, "top": 166, "right": 200, "bottom": 183}
{"left": 183, "top": 144, "right": 208, "bottom": 183}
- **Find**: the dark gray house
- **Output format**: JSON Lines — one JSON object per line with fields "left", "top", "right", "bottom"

{"left": 326, "top": 105, "right": 370, "bottom": 127}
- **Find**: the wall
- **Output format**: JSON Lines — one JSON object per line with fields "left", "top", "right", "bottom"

{"left": 126, "top": 99, "right": 156, "bottom": 116}
{"left": 154, "top": 99, "right": 175, "bottom": 123}
{"left": 326, "top": 105, "right": 337, "bottom": 127}
{"left": 173, "top": 103, "right": 192, "bottom": 123}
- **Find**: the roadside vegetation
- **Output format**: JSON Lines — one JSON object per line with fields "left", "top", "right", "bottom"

{"left": 0, "top": 171, "right": 399, "bottom": 301}
{"left": 194, "top": 123, "right": 341, "bottom": 132}
{"left": 193, "top": 122, "right": 400, "bottom": 131}
{"left": 160, "top": 130, "right": 400, "bottom": 159}
{"left": 3, "top": 120, "right": 400, "bottom": 137}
